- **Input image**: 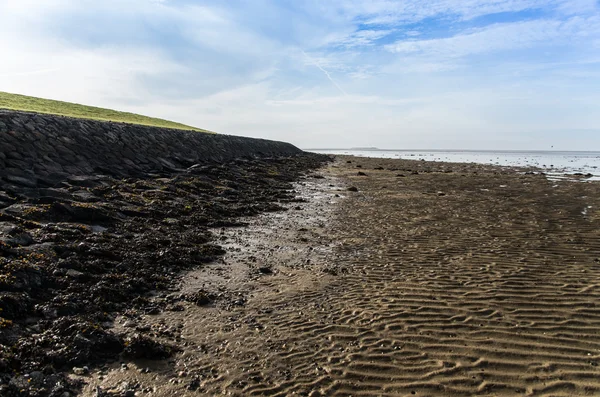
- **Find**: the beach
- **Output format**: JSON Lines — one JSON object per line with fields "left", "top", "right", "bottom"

{"left": 81, "top": 155, "right": 600, "bottom": 396}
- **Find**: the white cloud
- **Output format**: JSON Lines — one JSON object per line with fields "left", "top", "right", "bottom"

{"left": 328, "top": 0, "right": 564, "bottom": 25}
{"left": 385, "top": 17, "right": 596, "bottom": 58}
{"left": 332, "top": 29, "right": 394, "bottom": 48}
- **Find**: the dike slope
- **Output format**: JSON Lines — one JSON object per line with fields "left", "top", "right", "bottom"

{"left": 0, "top": 110, "right": 302, "bottom": 187}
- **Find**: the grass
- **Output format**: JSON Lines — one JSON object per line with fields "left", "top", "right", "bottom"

{"left": 0, "top": 91, "right": 213, "bottom": 133}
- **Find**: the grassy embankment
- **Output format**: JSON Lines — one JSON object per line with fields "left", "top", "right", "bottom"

{"left": 0, "top": 91, "right": 212, "bottom": 133}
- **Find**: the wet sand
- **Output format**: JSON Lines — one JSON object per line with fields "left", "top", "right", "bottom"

{"left": 84, "top": 156, "right": 600, "bottom": 396}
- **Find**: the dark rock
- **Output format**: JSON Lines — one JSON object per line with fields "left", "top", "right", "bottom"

{"left": 65, "top": 269, "right": 86, "bottom": 280}
{"left": 357, "top": 172, "right": 367, "bottom": 176}
{"left": 185, "top": 290, "right": 212, "bottom": 306}
{"left": 5, "top": 175, "right": 37, "bottom": 188}
{"left": 348, "top": 186, "right": 358, "bottom": 192}
{"left": 50, "top": 202, "right": 114, "bottom": 224}
{"left": 122, "top": 334, "right": 176, "bottom": 360}
{"left": 66, "top": 175, "right": 103, "bottom": 188}
{"left": 0, "top": 292, "right": 32, "bottom": 319}
{"left": 0, "top": 222, "right": 34, "bottom": 247}
{"left": 258, "top": 266, "right": 273, "bottom": 274}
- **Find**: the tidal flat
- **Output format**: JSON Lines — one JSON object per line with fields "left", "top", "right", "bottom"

{"left": 3, "top": 154, "right": 600, "bottom": 396}
{"left": 84, "top": 156, "right": 600, "bottom": 396}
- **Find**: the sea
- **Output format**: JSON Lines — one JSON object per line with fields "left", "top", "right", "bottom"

{"left": 307, "top": 149, "right": 600, "bottom": 182}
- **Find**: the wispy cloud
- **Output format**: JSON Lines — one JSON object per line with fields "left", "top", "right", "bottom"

{"left": 301, "top": 51, "right": 349, "bottom": 95}
{"left": 328, "top": 0, "right": 564, "bottom": 25}
{"left": 384, "top": 17, "right": 595, "bottom": 58}
{"left": 332, "top": 29, "right": 394, "bottom": 48}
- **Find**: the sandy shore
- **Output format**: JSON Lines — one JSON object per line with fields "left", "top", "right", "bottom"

{"left": 82, "top": 155, "right": 600, "bottom": 396}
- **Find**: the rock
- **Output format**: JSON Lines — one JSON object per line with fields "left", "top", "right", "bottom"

{"left": 187, "top": 378, "right": 201, "bottom": 391}
{"left": 66, "top": 175, "right": 103, "bottom": 188}
{"left": 347, "top": 186, "right": 358, "bottom": 192}
{"left": 185, "top": 290, "right": 213, "bottom": 306}
{"left": 65, "top": 269, "right": 85, "bottom": 278}
{"left": 0, "top": 192, "right": 16, "bottom": 205}
{"left": 5, "top": 175, "right": 37, "bottom": 188}
{"left": 437, "top": 191, "right": 446, "bottom": 196}
{"left": 258, "top": 266, "right": 273, "bottom": 274}
{"left": 52, "top": 202, "right": 115, "bottom": 224}
{"left": 357, "top": 172, "right": 367, "bottom": 176}
{"left": 122, "top": 334, "right": 176, "bottom": 360}
{"left": 1, "top": 232, "right": 34, "bottom": 247}
{"left": 37, "top": 188, "right": 74, "bottom": 201}
{"left": 72, "top": 367, "right": 89, "bottom": 376}
{"left": 0, "top": 222, "right": 34, "bottom": 247}
{"left": 0, "top": 293, "right": 32, "bottom": 319}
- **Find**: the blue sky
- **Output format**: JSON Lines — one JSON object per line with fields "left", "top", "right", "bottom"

{"left": 1, "top": 0, "right": 599, "bottom": 149}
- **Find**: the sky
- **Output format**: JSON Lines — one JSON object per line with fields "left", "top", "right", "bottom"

{"left": 1, "top": 0, "right": 599, "bottom": 150}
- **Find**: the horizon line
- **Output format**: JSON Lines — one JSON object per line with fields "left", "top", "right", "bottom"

{"left": 302, "top": 148, "right": 600, "bottom": 153}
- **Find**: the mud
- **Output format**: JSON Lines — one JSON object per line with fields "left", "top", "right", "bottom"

{"left": 0, "top": 153, "right": 329, "bottom": 396}
{"left": 82, "top": 155, "right": 600, "bottom": 397}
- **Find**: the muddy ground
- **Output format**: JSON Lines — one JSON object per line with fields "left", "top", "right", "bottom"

{"left": 83, "top": 155, "right": 600, "bottom": 397}
{"left": 0, "top": 153, "right": 329, "bottom": 396}
{"left": 3, "top": 154, "right": 600, "bottom": 397}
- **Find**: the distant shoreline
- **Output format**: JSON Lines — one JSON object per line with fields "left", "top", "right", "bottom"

{"left": 304, "top": 148, "right": 600, "bottom": 154}
{"left": 305, "top": 149, "right": 600, "bottom": 180}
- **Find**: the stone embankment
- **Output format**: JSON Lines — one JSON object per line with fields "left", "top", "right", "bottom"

{"left": 0, "top": 110, "right": 326, "bottom": 397}
{"left": 0, "top": 110, "right": 302, "bottom": 187}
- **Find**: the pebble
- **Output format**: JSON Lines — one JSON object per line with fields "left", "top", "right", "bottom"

{"left": 72, "top": 367, "right": 88, "bottom": 376}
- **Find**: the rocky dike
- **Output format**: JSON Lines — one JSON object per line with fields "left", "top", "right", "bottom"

{"left": 0, "top": 110, "right": 329, "bottom": 396}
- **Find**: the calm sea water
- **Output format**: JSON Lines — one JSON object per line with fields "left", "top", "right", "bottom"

{"left": 309, "top": 149, "right": 600, "bottom": 182}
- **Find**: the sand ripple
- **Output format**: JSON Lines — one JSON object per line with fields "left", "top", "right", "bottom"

{"left": 85, "top": 156, "right": 600, "bottom": 396}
